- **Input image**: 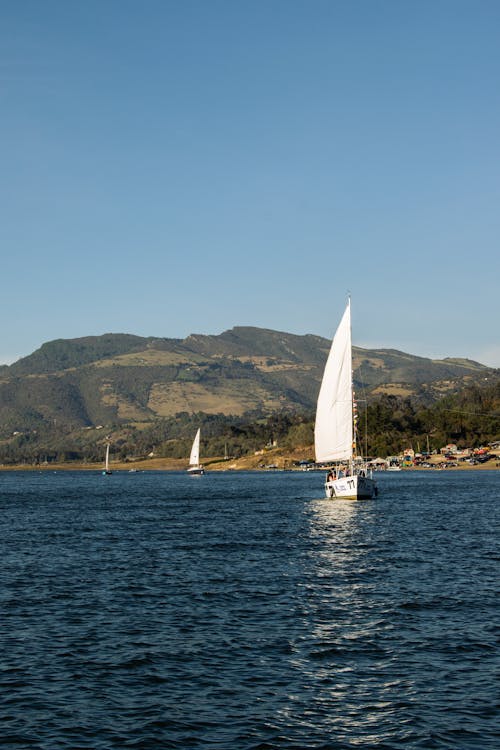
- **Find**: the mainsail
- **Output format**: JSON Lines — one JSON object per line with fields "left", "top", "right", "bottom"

{"left": 190, "top": 428, "right": 201, "bottom": 466}
{"left": 314, "top": 300, "right": 353, "bottom": 463}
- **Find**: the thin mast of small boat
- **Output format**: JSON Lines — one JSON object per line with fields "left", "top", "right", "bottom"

{"left": 103, "top": 442, "right": 112, "bottom": 475}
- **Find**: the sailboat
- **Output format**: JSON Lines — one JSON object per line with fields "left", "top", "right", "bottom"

{"left": 102, "top": 442, "right": 112, "bottom": 475}
{"left": 314, "top": 299, "right": 377, "bottom": 499}
{"left": 187, "top": 428, "right": 205, "bottom": 475}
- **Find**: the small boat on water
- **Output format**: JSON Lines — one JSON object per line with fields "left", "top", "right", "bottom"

{"left": 314, "top": 298, "right": 377, "bottom": 500}
{"left": 187, "top": 428, "right": 205, "bottom": 475}
{"left": 386, "top": 456, "right": 402, "bottom": 471}
{"left": 102, "top": 443, "right": 112, "bottom": 475}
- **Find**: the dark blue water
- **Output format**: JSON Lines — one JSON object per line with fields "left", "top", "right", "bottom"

{"left": 1, "top": 470, "right": 498, "bottom": 749}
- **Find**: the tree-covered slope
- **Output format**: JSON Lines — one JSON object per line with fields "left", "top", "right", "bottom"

{"left": 0, "top": 327, "right": 495, "bottom": 437}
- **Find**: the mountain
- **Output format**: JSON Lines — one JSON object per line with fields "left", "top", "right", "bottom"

{"left": 0, "top": 327, "right": 495, "bottom": 436}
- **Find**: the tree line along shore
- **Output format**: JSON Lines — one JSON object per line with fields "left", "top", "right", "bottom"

{"left": 2, "top": 444, "right": 499, "bottom": 473}
{"left": 1, "top": 380, "right": 498, "bottom": 470}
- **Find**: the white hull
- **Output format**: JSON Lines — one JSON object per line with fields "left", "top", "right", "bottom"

{"left": 325, "top": 474, "right": 376, "bottom": 499}
{"left": 187, "top": 465, "right": 205, "bottom": 475}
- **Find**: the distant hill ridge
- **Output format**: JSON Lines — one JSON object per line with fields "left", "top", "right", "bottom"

{"left": 0, "top": 327, "right": 494, "bottom": 436}
{"left": 7, "top": 334, "right": 180, "bottom": 375}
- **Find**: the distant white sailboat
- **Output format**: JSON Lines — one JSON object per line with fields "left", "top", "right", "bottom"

{"left": 187, "top": 428, "right": 205, "bottom": 475}
{"left": 314, "top": 299, "right": 377, "bottom": 499}
{"left": 102, "top": 442, "right": 112, "bottom": 475}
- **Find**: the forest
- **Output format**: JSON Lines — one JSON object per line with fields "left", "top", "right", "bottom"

{"left": 0, "top": 379, "right": 498, "bottom": 466}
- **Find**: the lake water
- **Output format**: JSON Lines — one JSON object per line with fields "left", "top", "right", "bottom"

{"left": 1, "top": 470, "right": 498, "bottom": 749}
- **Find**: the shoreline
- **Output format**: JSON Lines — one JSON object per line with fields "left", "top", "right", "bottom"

{"left": 1, "top": 444, "right": 498, "bottom": 473}
{"left": 1, "top": 459, "right": 498, "bottom": 473}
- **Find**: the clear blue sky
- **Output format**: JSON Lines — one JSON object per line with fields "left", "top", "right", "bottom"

{"left": 1, "top": 1, "right": 499, "bottom": 366}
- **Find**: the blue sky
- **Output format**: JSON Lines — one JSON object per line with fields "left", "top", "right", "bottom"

{"left": 1, "top": 1, "right": 499, "bottom": 366}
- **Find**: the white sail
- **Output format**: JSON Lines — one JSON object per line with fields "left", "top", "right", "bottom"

{"left": 314, "top": 300, "right": 353, "bottom": 463}
{"left": 189, "top": 428, "right": 201, "bottom": 466}
{"left": 105, "top": 443, "right": 110, "bottom": 471}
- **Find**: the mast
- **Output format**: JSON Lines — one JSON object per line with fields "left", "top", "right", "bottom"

{"left": 349, "top": 296, "right": 354, "bottom": 476}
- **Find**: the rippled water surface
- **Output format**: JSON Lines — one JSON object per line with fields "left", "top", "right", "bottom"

{"left": 1, "top": 470, "right": 498, "bottom": 749}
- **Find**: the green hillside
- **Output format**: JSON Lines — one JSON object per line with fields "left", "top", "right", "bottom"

{"left": 0, "top": 327, "right": 495, "bottom": 442}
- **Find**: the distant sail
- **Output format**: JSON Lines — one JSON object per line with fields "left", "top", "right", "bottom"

{"left": 190, "top": 428, "right": 201, "bottom": 467}
{"left": 102, "top": 442, "right": 112, "bottom": 475}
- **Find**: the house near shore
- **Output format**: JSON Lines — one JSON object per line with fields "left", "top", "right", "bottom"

{"left": 441, "top": 444, "right": 458, "bottom": 455}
